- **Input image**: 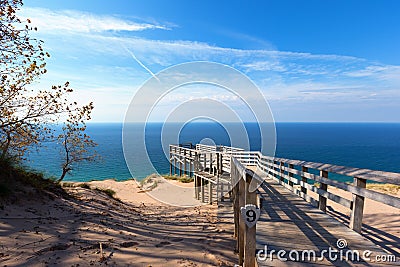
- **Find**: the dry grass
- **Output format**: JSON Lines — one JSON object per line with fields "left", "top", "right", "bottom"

{"left": 367, "top": 183, "right": 400, "bottom": 195}
{"left": 163, "top": 175, "right": 194, "bottom": 183}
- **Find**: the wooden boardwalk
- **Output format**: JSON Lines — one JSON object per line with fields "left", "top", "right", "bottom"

{"left": 256, "top": 172, "right": 396, "bottom": 266}
{"left": 169, "top": 144, "right": 400, "bottom": 266}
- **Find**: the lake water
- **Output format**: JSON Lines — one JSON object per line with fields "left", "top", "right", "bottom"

{"left": 25, "top": 122, "right": 400, "bottom": 182}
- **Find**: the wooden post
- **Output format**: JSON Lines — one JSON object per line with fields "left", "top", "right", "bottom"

{"left": 188, "top": 151, "right": 192, "bottom": 177}
{"left": 209, "top": 153, "right": 213, "bottom": 174}
{"left": 179, "top": 148, "right": 182, "bottom": 177}
{"left": 216, "top": 153, "right": 220, "bottom": 176}
{"left": 183, "top": 149, "right": 187, "bottom": 176}
{"left": 273, "top": 160, "right": 277, "bottom": 180}
{"left": 208, "top": 180, "right": 213, "bottom": 204}
{"left": 173, "top": 148, "right": 176, "bottom": 176}
{"left": 238, "top": 177, "right": 245, "bottom": 266}
{"left": 319, "top": 170, "right": 328, "bottom": 212}
{"left": 231, "top": 158, "right": 240, "bottom": 246}
{"left": 244, "top": 174, "right": 257, "bottom": 267}
{"left": 233, "top": 180, "right": 239, "bottom": 239}
{"left": 349, "top": 177, "right": 367, "bottom": 233}
{"left": 301, "top": 166, "right": 308, "bottom": 195}
{"left": 194, "top": 152, "right": 197, "bottom": 172}
{"left": 194, "top": 174, "right": 198, "bottom": 199}
{"left": 280, "top": 161, "right": 285, "bottom": 185}
{"left": 220, "top": 153, "right": 223, "bottom": 174}
{"left": 270, "top": 159, "right": 274, "bottom": 178}
{"left": 190, "top": 151, "right": 194, "bottom": 177}
{"left": 203, "top": 153, "right": 206, "bottom": 172}
{"left": 288, "top": 163, "right": 294, "bottom": 188}
{"left": 169, "top": 146, "right": 172, "bottom": 176}
{"left": 201, "top": 177, "right": 205, "bottom": 202}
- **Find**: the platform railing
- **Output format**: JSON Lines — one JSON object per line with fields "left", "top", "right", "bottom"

{"left": 225, "top": 150, "right": 400, "bottom": 233}
{"left": 169, "top": 144, "right": 400, "bottom": 234}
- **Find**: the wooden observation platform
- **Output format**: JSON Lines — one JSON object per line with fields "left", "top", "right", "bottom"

{"left": 169, "top": 144, "right": 400, "bottom": 266}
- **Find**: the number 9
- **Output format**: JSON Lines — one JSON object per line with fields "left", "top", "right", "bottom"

{"left": 246, "top": 209, "right": 256, "bottom": 222}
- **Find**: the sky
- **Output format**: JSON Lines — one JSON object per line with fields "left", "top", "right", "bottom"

{"left": 19, "top": 0, "right": 400, "bottom": 122}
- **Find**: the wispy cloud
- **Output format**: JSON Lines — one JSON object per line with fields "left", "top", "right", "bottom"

{"left": 19, "top": 7, "right": 170, "bottom": 33}
{"left": 21, "top": 7, "right": 400, "bottom": 121}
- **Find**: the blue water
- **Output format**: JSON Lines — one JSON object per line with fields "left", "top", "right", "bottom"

{"left": 25, "top": 122, "right": 400, "bottom": 182}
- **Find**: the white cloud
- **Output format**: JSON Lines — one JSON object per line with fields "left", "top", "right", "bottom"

{"left": 344, "top": 65, "right": 400, "bottom": 82}
{"left": 19, "top": 7, "right": 169, "bottom": 33}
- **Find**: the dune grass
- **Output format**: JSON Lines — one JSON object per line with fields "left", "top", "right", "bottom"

{"left": 139, "top": 174, "right": 159, "bottom": 191}
{"left": 95, "top": 188, "right": 116, "bottom": 198}
{"left": 367, "top": 183, "right": 400, "bottom": 195}
{"left": 163, "top": 175, "right": 194, "bottom": 183}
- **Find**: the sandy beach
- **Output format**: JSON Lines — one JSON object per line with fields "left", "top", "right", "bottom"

{"left": 0, "top": 177, "right": 236, "bottom": 266}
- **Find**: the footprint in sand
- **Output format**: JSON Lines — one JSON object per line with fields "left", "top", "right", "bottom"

{"left": 170, "top": 238, "right": 183, "bottom": 242}
{"left": 120, "top": 241, "right": 139, "bottom": 248}
{"left": 155, "top": 241, "right": 171, "bottom": 247}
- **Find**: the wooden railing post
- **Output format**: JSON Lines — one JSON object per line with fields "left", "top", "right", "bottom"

{"left": 173, "top": 147, "right": 176, "bottom": 176}
{"left": 208, "top": 180, "right": 213, "bottom": 204}
{"left": 183, "top": 149, "right": 187, "bottom": 176}
{"left": 192, "top": 151, "right": 196, "bottom": 176}
{"left": 194, "top": 153, "right": 200, "bottom": 198}
{"left": 319, "top": 170, "right": 328, "bottom": 212}
{"left": 203, "top": 153, "right": 206, "bottom": 171}
{"left": 280, "top": 161, "right": 285, "bottom": 184}
{"left": 349, "top": 177, "right": 367, "bottom": 233}
{"left": 216, "top": 153, "right": 220, "bottom": 176}
{"left": 244, "top": 173, "right": 257, "bottom": 267}
{"left": 201, "top": 177, "right": 205, "bottom": 202}
{"left": 238, "top": 177, "right": 245, "bottom": 266}
{"left": 233, "top": 175, "right": 239, "bottom": 240}
{"left": 301, "top": 166, "right": 308, "bottom": 195}
{"left": 288, "top": 163, "right": 294, "bottom": 188}
{"left": 179, "top": 147, "right": 182, "bottom": 177}
{"left": 194, "top": 174, "right": 199, "bottom": 199}
{"left": 195, "top": 152, "right": 199, "bottom": 172}
{"left": 169, "top": 146, "right": 172, "bottom": 176}
{"left": 220, "top": 153, "right": 223, "bottom": 174}
{"left": 189, "top": 151, "right": 192, "bottom": 177}
{"left": 209, "top": 153, "right": 213, "bottom": 174}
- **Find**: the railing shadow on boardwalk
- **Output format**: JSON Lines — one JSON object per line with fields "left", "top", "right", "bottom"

{"left": 327, "top": 207, "right": 400, "bottom": 258}
{"left": 257, "top": 179, "right": 370, "bottom": 266}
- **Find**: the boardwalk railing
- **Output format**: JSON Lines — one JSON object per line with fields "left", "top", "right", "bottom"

{"left": 247, "top": 152, "right": 400, "bottom": 233}
{"left": 169, "top": 144, "right": 400, "bottom": 234}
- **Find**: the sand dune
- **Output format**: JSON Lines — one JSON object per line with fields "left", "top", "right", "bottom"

{"left": 0, "top": 178, "right": 236, "bottom": 266}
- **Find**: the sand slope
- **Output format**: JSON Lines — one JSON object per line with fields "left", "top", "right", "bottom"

{"left": 0, "top": 179, "right": 236, "bottom": 266}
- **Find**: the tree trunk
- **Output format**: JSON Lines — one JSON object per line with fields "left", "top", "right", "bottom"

{"left": 57, "top": 168, "right": 70, "bottom": 183}
{"left": 0, "top": 133, "right": 11, "bottom": 160}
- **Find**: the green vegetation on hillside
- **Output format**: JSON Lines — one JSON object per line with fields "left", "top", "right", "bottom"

{"left": 0, "top": 158, "right": 64, "bottom": 201}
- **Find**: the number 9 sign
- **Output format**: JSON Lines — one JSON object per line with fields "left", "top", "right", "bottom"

{"left": 240, "top": 204, "right": 260, "bottom": 228}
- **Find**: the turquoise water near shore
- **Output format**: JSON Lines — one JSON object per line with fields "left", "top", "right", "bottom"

{"left": 25, "top": 123, "right": 400, "bottom": 182}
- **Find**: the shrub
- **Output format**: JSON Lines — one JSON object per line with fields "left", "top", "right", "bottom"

{"left": 78, "top": 183, "right": 91, "bottom": 189}
{"left": 96, "top": 188, "right": 116, "bottom": 198}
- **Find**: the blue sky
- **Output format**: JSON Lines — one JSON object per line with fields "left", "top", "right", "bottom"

{"left": 21, "top": 0, "right": 400, "bottom": 122}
